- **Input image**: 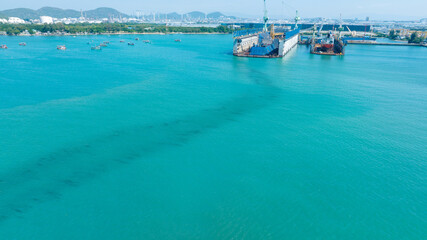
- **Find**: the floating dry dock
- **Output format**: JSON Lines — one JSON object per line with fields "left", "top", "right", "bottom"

{"left": 232, "top": 2, "right": 300, "bottom": 59}
{"left": 233, "top": 27, "right": 300, "bottom": 58}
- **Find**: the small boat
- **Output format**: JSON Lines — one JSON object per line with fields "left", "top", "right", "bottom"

{"left": 57, "top": 45, "right": 66, "bottom": 50}
{"left": 120, "top": 40, "right": 125, "bottom": 43}
{"left": 1, "top": 45, "right": 8, "bottom": 49}
{"left": 135, "top": 38, "right": 139, "bottom": 41}
{"left": 91, "top": 46, "right": 102, "bottom": 50}
{"left": 128, "top": 42, "right": 135, "bottom": 46}
{"left": 143, "top": 40, "right": 151, "bottom": 44}
{"left": 174, "top": 39, "right": 181, "bottom": 42}
{"left": 99, "top": 43, "right": 107, "bottom": 47}
{"left": 19, "top": 42, "right": 26, "bottom": 46}
{"left": 103, "top": 41, "right": 110, "bottom": 44}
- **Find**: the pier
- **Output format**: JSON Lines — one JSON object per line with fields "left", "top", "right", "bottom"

{"left": 346, "top": 42, "right": 424, "bottom": 47}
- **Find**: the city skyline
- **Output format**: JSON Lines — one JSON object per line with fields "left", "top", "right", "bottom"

{"left": 1, "top": 0, "right": 426, "bottom": 21}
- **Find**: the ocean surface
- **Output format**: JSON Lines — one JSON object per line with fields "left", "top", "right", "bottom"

{"left": 0, "top": 35, "right": 426, "bottom": 239}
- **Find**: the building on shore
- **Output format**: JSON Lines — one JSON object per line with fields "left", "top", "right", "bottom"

{"left": 7, "top": 17, "right": 26, "bottom": 24}
{"left": 40, "top": 16, "right": 54, "bottom": 24}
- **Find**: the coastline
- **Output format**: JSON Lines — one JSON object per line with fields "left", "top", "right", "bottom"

{"left": 1, "top": 32, "right": 232, "bottom": 37}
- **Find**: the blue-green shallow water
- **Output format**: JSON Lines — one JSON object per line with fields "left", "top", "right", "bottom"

{"left": 0, "top": 34, "right": 426, "bottom": 239}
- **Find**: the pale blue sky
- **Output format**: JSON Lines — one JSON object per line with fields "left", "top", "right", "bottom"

{"left": 2, "top": 0, "right": 426, "bottom": 20}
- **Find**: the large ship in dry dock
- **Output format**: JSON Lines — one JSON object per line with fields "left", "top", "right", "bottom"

{"left": 310, "top": 31, "right": 345, "bottom": 56}
{"left": 233, "top": 1, "right": 300, "bottom": 58}
{"left": 309, "top": 19, "right": 346, "bottom": 56}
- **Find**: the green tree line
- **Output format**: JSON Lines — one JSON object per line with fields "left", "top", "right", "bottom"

{"left": 0, "top": 23, "right": 232, "bottom": 35}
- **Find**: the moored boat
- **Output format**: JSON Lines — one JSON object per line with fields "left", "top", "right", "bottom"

{"left": 91, "top": 46, "right": 102, "bottom": 50}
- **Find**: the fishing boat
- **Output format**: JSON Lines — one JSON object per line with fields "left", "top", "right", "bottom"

{"left": 57, "top": 45, "right": 66, "bottom": 50}
{"left": 1, "top": 45, "right": 8, "bottom": 49}
{"left": 91, "top": 46, "right": 102, "bottom": 50}
{"left": 19, "top": 42, "right": 26, "bottom": 46}
{"left": 128, "top": 42, "right": 135, "bottom": 46}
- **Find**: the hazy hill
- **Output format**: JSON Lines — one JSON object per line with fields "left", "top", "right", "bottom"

{"left": 207, "top": 12, "right": 225, "bottom": 19}
{"left": 85, "top": 7, "right": 128, "bottom": 19}
{"left": 0, "top": 7, "right": 233, "bottom": 21}
{"left": 186, "top": 11, "right": 206, "bottom": 19}
{"left": 0, "top": 7, "right": 128, "bottom": 20}
{"left": 167, "top": 12, "right": 182, "bottom": 20}
{"left": 36, "top": 7, "right": 80, "bottom": 18}
{"left": 0, "top": 8, "right": 39, "bottom": 20}
{"left": 143, "top": 11, "right": 232, "bottom": 21}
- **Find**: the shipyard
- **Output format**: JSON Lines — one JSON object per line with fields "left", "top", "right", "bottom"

{"left": 229, "top": 0, "right": 426, "bottom": 59}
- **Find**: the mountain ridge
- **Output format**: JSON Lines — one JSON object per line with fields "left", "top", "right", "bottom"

{"left": 0, "top": 7, "right": 233, "bottom": 20}
{"left": 0, "top": 7, "right": 129, "bottom": 20}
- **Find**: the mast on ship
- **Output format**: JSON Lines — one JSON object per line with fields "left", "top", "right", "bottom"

{"left": 263, "top": 0, "right": 269, "bottom": 32}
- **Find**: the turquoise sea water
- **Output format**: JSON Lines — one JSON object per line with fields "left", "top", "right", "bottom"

{"left": 0, "top": 35, "right": 426, "bottom": 239}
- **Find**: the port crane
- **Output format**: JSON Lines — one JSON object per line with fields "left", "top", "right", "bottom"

{"left": 337, "top": 14, "right": 344, "bottom": 38}
{"left": 346, "top": 26, "right": 356, "bottom": 37}
{"left": 295, "top": 10, "right": 300, "bottom": 29}
{"left": 316, "top": 22, "right": 324, "bottom": 38}
{"left": 263, "top": 0, "right": 269, "bottom": 32}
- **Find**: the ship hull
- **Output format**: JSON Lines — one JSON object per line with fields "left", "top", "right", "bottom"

{"left": 310, "top": 38, "right": 345, "bottom": 56}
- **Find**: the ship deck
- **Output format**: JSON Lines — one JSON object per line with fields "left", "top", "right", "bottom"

{"left": 311, "top": 51, "right": 344, "bottom": 56}
{"left": 233, "top": 53, "right": 281, "bottom": 58}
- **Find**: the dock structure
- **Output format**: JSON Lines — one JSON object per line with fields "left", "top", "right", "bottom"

{"left": 233, "top": 28, "right": 300, "bottom": 58}
{"left": 346, "top": 42, "right": 425, "bottom": 47}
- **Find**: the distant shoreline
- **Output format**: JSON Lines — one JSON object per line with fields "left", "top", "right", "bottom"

{"left": 1, "top": 32, "right": 231, "bottom": 37}
{"left": 0, "top": 23, "right": 232, "bottom": 36}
